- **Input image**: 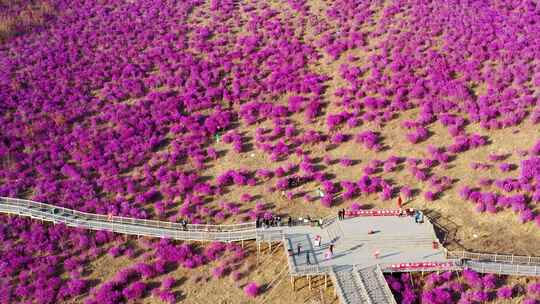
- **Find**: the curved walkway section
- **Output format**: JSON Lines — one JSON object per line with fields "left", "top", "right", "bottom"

{"left": 0, "top": 197, "right": 257, "bottom": 241}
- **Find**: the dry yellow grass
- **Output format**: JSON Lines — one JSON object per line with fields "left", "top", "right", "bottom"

{"left": 79, "top": 239, "right": 338, "bottom": 304}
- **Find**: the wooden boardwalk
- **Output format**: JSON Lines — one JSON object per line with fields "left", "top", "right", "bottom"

{"left": 1, "top": 196, "right": 539, "bottom": 304}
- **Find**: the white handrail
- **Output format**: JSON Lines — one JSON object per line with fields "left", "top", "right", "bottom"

{"left": 447, "top": 250, "right": 540, "bottom": 266}
{"left": 1, "top": 197, "right": 255, "bottom": 231}
{"left": 0, "top": 197, "right": 257, "bottom": 241}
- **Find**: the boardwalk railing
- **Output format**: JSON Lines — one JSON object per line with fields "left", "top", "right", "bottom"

{"left": 293, "top": 264, "right": 332, "bottom": 275}
{"left": 0, "top": 197, "right": 257, "bottom": 241}
{"left": 257, "top": 229, "right": 284, "bottom": 242}
{"left": 462, "top": 260, "right": 540, "bottom": 276}
{"left": 447, "top": 250, "right": 540, "bottom": 266}
{"left": 320, "top": 214, "right": 337, "bottom": 228}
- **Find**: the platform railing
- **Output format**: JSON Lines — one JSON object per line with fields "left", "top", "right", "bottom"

{"left": 293, "top": 264, "right": 332, "bottom": 275}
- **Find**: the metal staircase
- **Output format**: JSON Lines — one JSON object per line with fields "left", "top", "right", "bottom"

{"left": 332, "top": 265, "right": 397, "bottom": 304}
{"left": 332, "top": 266, "right": 369, "bottom": 304}
{"left": 355, "top": 265, "right": 397, "bottom": 304}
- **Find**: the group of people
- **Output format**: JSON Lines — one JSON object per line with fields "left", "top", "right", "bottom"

{"left": 293, "top": 236, "right": 336, "bottom": 264}
{"left": 337, "top": 208, "right": 347, "bottom": 220}
{"left": 255, "top": 215, "right": 282, "bottom": 228}
{"left": 180, "top": 219, "right": 188, "bottom": 231}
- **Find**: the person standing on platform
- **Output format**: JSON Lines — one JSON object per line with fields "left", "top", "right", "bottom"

{"left": 329, "top": 243, "right": 334, "bottom": 255}
{"left": 306, "top": 252, "right": 311, "bottom": 265}
{"left": 324, "top": 250, "right": 331, "bottom": 260}
{"left": 297, "top": 243, "right": 302, "bottom": 256}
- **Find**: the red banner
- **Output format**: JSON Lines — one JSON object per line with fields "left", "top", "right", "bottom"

{"left": 345, "top": 209, "right": 410, "bottom": 217}
{"left": 386, "top": 261, "right": 454, "bottom": 270}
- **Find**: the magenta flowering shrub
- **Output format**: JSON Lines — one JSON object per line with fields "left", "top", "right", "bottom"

{"left": 122, "top": 282, "right": 147, "bottom": 300}
{"left": 162, "top": 277, "right": 176, "bottom": 290}
{"left": 321, "top": 195, "right": 333, "bottom": 207}
{"left": 401, "top": 186, "right": 413, "bottom": 201}
{"left": 459, "top": 142, "right": 540, "bottom": 227}
{"left": 356, "top": 130, "right": 382, "bottom": 151}
{"left": 230, "top": 271, "right": 242, "bottom": 282}
{"left": 498, "top": 163, "right": 514, "bottom": 172}
{"left": 496, "top": 286, "right": 513, "bottom": 299}
{"left": 341, "top": 181, "right": 358, "bottom": 200}
{"left": 406, "top": 126, "right": 429, "bottom": 144}
{"left": 385, "top": 273, "right": 417, "bottom": 304}
{"left": 424, "top": 191, "right": 437, "bottom": 202}
{"left": 350, "top": 202, "right": 363, "bottom": 211}
{"left": 212, "top": 265, "right": 227, "bottom": 279}
{"left": 244, "top": 282, "right": 260, "bottom": 298}
{"left": 387, "top": 270, "right": 539, "bottom": 304}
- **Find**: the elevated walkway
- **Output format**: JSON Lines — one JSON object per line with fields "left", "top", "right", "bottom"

{"left": 1, "top": 196, "right": 539, "bottom": 304}
{"left": 463, "top": 260, "right": 540, "bottom": 276}
{"left": 0, "top": 197, "right": 257, "bottom": 241}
